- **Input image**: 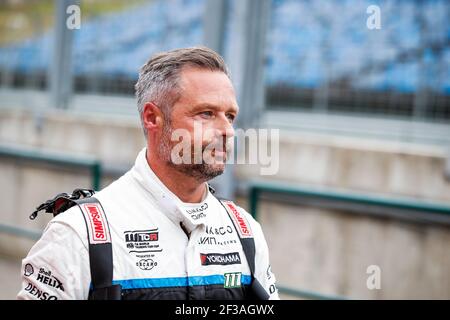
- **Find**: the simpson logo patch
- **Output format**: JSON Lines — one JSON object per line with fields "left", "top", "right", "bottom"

{"left": 223, "top": 202, "right": 253, "bottom": 238}
{"left": 80, "top": 203, "right": 110, "bottom": 243}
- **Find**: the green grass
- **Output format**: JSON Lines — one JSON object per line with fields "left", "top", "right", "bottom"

{"left": 0, "top": 0, "right": 147, "bottom": 45}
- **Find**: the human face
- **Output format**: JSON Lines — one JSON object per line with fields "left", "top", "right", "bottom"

{"left": 158, "top": 67, "right": 239, "bottom": 182}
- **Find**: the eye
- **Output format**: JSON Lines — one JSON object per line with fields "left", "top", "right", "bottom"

{"left": 226, "top": 113, "right": 236, "bottom": 123}
{"left": 199, "top": 111, "right": 214, "bottom": 118}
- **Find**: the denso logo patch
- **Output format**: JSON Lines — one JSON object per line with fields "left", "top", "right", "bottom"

{"left": 24, "top": 282, "right": 58, "bottom": 300}
{"left": 200, "top": 252, "right": 241, "bottom": 266}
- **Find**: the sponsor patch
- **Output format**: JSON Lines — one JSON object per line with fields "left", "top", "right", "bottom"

{"left": 185, "top": 203, "right": 208, "bottom": 220}
{"left": 136, "top": 258, "right": 157, "bottom": 271}
{"left": 198, "top": 236, "right": 238, "bottom": 246}
{"left": 223, "top": 202, "right": 253, "bottom": 238}
{"left": 24, "top": 282, "right": 58, "bottom": 300}
{"left": 80, "top": 203, "right": 110, "bottom": 243}
{"left": 224, "top": 272, "right": 242, "bottom": 288}
{"left": 269, "top": 284, "right": 277, "bottom": 294}
{"left": 124, "top": 229, "right": 162, "bottom": 255}
{"left": 125, "top": 229, "right": 159, "bottom": 243}
{"left": 36, "top": 267, "right": 64, "bottom": 292}
{"left": 205, "top": 225, "right": 234, "bottom": 236}
{"left": 198, "top": 224, "right": 238, "bottom": 246}
{"left": 266, "top": 265, "right": 273, "bottom": 280}
{"left": 24, "top": 263, "right": 34, "bottom": 277}
{"left": 200, "top": 252, "right": 241, "bottom": 266}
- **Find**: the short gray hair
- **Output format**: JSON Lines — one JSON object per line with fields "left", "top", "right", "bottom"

{"left": 135, "top": 46, "right": 230, "bottom": 137}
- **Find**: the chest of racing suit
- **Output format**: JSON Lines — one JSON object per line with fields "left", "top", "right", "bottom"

{"left": 17, "top": 148, "right": 279, "bottom": 300}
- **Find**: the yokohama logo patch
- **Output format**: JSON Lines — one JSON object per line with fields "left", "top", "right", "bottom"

{"left": 80, "top": 203, "right": 110, "bottom": 243}
{"left": 200, "top": 252, "right": 241, "bottom": 266}
{"left": 224, "top": 201, "right": 253, "bottom": 238}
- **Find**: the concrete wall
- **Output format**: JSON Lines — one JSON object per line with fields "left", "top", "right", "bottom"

{"left": 254, "top": 201, "right": 450, "bottom": 299}
{"left": 236, "top": 132, "right": 450, "bottom": 202}
{"left": 1, "top": 108, "right": 449, "bottom": 299}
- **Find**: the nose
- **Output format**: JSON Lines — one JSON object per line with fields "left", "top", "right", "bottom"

{"left": 217, "top": 113, "right": 235, "bottom": 140}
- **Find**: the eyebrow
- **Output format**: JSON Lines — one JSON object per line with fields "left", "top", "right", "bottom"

{"left": 190, "top": 103, "right": 238, "bottom": 114}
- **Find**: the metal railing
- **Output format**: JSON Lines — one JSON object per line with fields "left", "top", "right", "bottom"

{"left": 0, "top": 145, "right": 101, "bottom": 190}
{"left": 248, "top": 180, "right": 450, "bottom": 299}
{"left": 0, "top": 223, "right": 41, "bottom": 241}
{"left": 0, "top": 145, "right": 102, "bottom": 243}
{"left": 249, "top": 181, "right": 450, "bottom": 220}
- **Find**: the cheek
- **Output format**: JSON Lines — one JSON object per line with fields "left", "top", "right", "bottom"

{"left": 173, "top": 118, "right": 220, "bottom": 146}
{"left": 201, "top": 129, "right": 216, "bottom": 144}
{"left": 200, "top": 122, "right": 221, "bottom": 142}
{"left": 184, "top": 120, "right": 214, "bottom": 145}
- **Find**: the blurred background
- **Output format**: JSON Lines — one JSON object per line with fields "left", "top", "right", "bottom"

{"left": 0, "top": 0, "right": 449, "bottom": 299}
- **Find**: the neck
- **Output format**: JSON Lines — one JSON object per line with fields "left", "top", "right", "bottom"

{"left": 146, "top": 150, "right": 207, "bottom": 203}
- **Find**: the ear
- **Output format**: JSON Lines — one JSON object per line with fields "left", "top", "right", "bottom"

{"left": 142, "top": 102, "right": 164, "bottom": 133}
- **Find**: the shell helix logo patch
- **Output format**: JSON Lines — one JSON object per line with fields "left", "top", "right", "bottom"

{"left": 24, "top": 263, "right": 34, "bottom": 277}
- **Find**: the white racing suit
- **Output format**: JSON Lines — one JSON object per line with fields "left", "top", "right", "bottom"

{"left": 17, "top": 148, "right": 279, "bottom": 300}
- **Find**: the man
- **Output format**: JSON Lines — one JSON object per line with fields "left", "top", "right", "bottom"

{"left": 17, "top": 47, "right": 279, "bottom": 300}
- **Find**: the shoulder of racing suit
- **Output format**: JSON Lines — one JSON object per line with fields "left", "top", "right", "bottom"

{"left": 17, "top": 183, "right": 117, "bottom": 300}
{"left": 17, "top": 206, "right": 91, "bottom": 300}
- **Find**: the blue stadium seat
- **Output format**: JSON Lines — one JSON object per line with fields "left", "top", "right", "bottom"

{"left": 0, "top": 0, "right": 448, "bottom": 94}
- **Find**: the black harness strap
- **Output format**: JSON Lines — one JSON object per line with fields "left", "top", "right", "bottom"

{"left": 219, "top": 199, "right": 270, "bottom": 300}
{"left": 76, "top": 197, "right": 121, "bottom": 300}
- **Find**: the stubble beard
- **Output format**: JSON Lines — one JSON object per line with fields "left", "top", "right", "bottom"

{"left": 158, "top": 121, "right": 226, "bottom": 182}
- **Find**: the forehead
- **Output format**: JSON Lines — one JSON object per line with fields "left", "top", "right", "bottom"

{"left": 177, "top": 67, "right": 236, "bottom": 104}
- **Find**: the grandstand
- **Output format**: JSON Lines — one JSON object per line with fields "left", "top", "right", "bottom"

{"left": 0, "top": 0, "right": 448, "bottom": 119}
